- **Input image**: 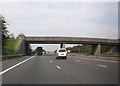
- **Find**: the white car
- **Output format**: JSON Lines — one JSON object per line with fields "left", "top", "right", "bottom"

{"left": 56, "top": 48, "right": 67, "bottom": 59}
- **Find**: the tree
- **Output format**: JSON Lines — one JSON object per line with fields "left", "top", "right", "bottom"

{"left": 0, "top": 15, "right": 9, "bottom": 45}
{"left": 9, "top": 33, "right": 15, "bottom": 39}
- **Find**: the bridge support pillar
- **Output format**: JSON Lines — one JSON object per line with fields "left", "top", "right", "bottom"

{"left": 92, "top": 44, "right": 101, "bottom": 56}
{"left": 60, "top": 43, "right": 65, "bottom": 48}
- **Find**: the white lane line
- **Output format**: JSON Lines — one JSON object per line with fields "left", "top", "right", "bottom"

{"left": 0, "top": 56, "right": 35, "bottom": 75}
{"left": 50, "top": 61, "right": 52, "bottom": 63}
{"left": 98, "top": 65, "right": 107, "bottom": 68}
{"left": 76, "top": 60, "right": 80, "bottom": 62}
{"left": 56, "top": 65, "right": 61, "bottom": 70}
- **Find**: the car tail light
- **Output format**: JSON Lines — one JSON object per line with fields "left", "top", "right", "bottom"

{"left": 66, "top": 53, "right": 67, "bottom": 56}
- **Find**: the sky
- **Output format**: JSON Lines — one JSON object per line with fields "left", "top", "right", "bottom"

{"left": 0, "top": 0, "right": 119, "bottom": 51}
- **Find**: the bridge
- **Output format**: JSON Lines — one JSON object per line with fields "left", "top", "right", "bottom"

{"left": 18, "top": 35, "right": 119, "bottom": 56}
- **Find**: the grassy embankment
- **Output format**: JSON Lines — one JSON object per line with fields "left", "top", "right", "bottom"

{"left": 2, "top": 38, "right": 18, "bottom": 55}
{"left": 2, "top": 38, "right": 22, "bottom": 60}
{"left": 102, "top": 53, "right": 120, "bottom": 57}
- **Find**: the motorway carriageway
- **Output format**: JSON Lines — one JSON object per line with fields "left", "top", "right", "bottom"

{"left": 1, "top": 53, "right": 119, "bottom": 84}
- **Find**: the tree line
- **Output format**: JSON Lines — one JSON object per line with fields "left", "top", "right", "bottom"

{"left": 0, "top": 15, "right": 9, "bottom": 45}
{"left": 0, "top": 15, "right": 15, "bottom": 46}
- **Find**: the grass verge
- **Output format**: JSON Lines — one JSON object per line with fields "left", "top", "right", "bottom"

{"left": 2, "top": 56, "right": 22, "bottom": 60}
{"left": 2, "top": 38, "right": 18, "bottom": 55}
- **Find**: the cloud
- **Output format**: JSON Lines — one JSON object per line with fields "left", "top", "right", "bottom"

{"left": 1, "top": 0, "right": 119, "bottom": 2}
{"left": 1, "top": 2, "right": 118, "bottom": 50}
{"left": 1, "top": 2, "right": 118, "bottom": 39}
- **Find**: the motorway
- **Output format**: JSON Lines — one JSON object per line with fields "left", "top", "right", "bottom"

{"left": 2, "top": 53, "right": 119, "bottom": 84}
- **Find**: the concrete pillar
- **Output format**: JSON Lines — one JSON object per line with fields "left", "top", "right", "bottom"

{"left": 92, "top": 44, "right": 101, "bottom": 56}
{"left": 60, "top": 43, "right": 65, "bottom": 48}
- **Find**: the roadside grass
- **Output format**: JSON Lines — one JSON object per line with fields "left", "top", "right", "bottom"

{"left": 2, "top": 56, "right": 22, "bottom": 60}
{"left": 68, "top": 53, "right": 85, "bottom": 54}
{"left": 2, "top": 38, "right": 18, "bottom": 55}
{"left": 102, "top": 53, "right": 120, "bottom": 57}
{"left": 103, "top": 53, "right": 120, "bottom": 56}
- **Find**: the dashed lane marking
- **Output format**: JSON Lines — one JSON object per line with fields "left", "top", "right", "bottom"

{"left": 56, "top": 65, "right": 61, "bottom": 70}
{"left": 66, "top": 72, "right": 68, "bottom": 74}
{"left": 98, "top": 65, "right": 107, "bottom": 68}
{"left": 50, "top": 61, "right": 52, "bottom": 63}
{"left": 76, "top": 60, "right": 80, "bottom": 62}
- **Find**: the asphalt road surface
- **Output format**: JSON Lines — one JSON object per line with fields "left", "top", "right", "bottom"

{"left": 2, "top": 53, "right": 119, "bottom": 84}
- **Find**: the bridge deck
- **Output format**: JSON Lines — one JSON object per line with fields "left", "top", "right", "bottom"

{"left": 25, "top": 36, "right": 119, "bottom": 45}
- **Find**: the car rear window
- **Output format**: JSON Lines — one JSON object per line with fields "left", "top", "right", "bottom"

{"left": 59, "top": 50, "right": 66, "bottom": 52}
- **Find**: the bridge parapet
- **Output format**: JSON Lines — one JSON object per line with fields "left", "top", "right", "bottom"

{"left": 25, "top": 36, "right": 118, "bottom": 45}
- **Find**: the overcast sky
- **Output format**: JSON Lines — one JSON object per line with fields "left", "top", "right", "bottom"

{"left": 0, "top": 1, "right": 118, "bottom": 51}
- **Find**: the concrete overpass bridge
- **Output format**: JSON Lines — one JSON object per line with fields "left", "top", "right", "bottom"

{"left": 18, "top": 35, "right": 119, "bottom": 56}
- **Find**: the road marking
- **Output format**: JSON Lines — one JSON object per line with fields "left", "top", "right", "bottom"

{"left": 66, "top": 72, "right": 68, "bottom": 74}
{"left": 76, "top": 60, "right": 80, "bottom": 62}
{"left": 56, "top": 65, "right": 61, "bottom": 70}
{"left": 98, "top": 65, "right": 107, "bottom": 68}
{"left": 80, "top": 57, "right": 118, "bottom": 63}
{"left": 50, "top": 61, "right": 52, "bottom": 63}
{"left": 0, "top": 56, "right": 35, "bottom": 75}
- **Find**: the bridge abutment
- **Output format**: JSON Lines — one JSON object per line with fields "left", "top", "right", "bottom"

{"left": 18, "top": 34, "right": 26, "bottom": 40}
{"left": 17, "top": 34, "right": 31, "bottom": 55}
